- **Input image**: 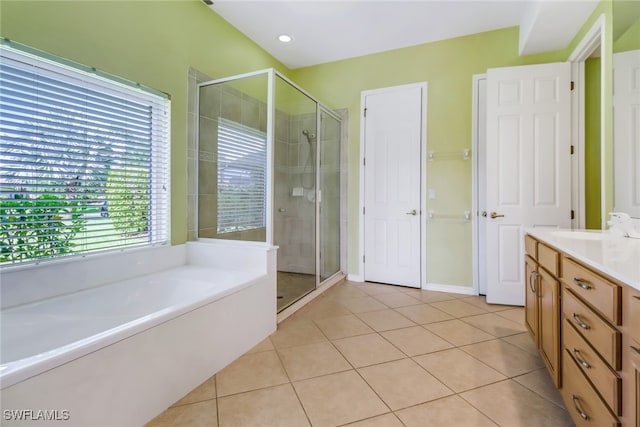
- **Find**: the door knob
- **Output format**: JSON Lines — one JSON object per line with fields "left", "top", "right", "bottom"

{"left": 406, "top": 209, "right": 417, "bottom": 216}
{"left": 490, "top": 212, "right": 505, "bottom": 219}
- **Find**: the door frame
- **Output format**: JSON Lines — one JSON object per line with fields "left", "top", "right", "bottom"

{"left": 568, "top": 14, "right": 606, "bottom": 229}
{"left": 357, "top": 82, "right": 428, "bottom": 287}
{"left": 472, "top": 73, "right": 486, "bottom": 296}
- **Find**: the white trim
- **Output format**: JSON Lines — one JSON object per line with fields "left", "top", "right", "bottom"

{"left": 347, "top": 274, "right": 364, "bottom": 282}
{"left": 358, "top": 82, "right": 428, "bottom": 287}
{"left": 471, "top": 74, "right": 486, "bottom": 296}
{"left": 568, "top": 14, "right": 606, "bottom": 229}
{"left": 424, "top": 283, "right": 476, "bottom": 296}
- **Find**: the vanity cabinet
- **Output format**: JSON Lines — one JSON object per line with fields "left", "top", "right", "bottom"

{"left": 524, "top": 235, "right": 561, "bottom": 386}
{"left": 524, "top": 232, "right": 639, "bottom": 426}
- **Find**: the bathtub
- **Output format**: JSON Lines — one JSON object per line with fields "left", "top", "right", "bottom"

{"left": 0, "top": 239, "right": 277, "bottom": 426}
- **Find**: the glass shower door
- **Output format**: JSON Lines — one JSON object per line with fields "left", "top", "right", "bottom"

{"left": 319, "top": 109, "right": 341, "bottom": 281}
{"left": 274, "top": 76, "right": 318, "bottom": 311}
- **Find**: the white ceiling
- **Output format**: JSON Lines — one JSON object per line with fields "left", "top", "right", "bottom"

{"left": 208, "top": 0, "right": 599, "bottom": 69}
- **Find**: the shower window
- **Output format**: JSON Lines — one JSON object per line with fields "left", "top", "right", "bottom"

{"left": 216, "top": 118, "right": 267, "bottom": 234}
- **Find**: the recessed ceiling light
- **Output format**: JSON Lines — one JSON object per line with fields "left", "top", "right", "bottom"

{"left": 277, "top": 34, "right": 294, "bottom": 43}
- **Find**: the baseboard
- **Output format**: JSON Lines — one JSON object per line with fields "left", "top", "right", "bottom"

{"left": 347, "top": 274, "right": 364, "bottom": 283}
{"left": 423, "top": 283, "right": 476, "bottom": 296}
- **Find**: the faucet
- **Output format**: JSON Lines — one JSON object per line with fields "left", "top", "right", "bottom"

{"left": 608, "top": 212, "right": 640, "bottom": 239}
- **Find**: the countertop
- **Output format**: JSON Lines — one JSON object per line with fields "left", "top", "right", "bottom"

{"left": 525, "top": 228, "right": 640, "bottom": 291}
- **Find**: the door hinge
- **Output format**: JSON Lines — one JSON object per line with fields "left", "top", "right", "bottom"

{"left": 570, "top": 81, "right": 575, "bottom": 91}
{"left": 364, "top": 108, "right": 367, "bottom": 117}
{"left": 363, "top": 157, "right": 366, "bottom": 166}
{"left": 571, "top": 210, "right": 575, "bottom": 220}
{"left": 570, "top": 145, "right": 575, "bottom": 155}
{"left": 363, "top": 255, "right": 365, "bottom": 263}
{"left": 363, "top": 206, "right": 365, "bottom": 215}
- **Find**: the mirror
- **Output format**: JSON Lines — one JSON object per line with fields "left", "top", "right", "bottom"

{"left": 612, "top": 0, "right": 640, "bottom": 218}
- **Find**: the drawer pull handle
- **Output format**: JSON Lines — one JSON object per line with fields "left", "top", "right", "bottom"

{"left": 631, "top": 346, "right": 640, "bottom": 356}
{"left": 572, "top": 313, "right": 591, "bottom": 330}
{"left": 573, "top": 278, "right": 592, "bottom": 290}
{"left": 572, "top": 348, "right": 591, "bottom": 369}
{"left": 571, "top": 395, "right": 590, "bottom": 420}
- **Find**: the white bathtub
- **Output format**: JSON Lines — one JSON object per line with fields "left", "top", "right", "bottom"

{"left": 0, "top": 240, "right": 277, "bottom": 426}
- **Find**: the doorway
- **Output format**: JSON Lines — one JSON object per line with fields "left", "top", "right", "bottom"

{"left": 359, "top": 83, "right": 427, "bottom": 288}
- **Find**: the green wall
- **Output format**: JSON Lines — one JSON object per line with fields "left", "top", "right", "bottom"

{"left": 1, "top": 0, "right": 615, "bottom": 289}
{"left": 585, "top": 57, "right": 602, "bottom": 229}
{"left": 0, "top": 0, "right": 289, "bottom": 245}
{"left": 291, "top": 28, "right": 566, "bottom": 285}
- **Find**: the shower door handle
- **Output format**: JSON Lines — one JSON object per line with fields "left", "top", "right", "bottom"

{"left": 406, "top": 209, "right": 417, "bottom": 216}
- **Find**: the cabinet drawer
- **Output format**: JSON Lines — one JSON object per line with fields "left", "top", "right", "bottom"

{"left": 538, "top": 243, "right": 559, "bottom": 276}
{"left": 630, "top": 296, "right": 640, "bottom": 345}
{"left": 562, "top": 350, "right": 620, "bottom": 427}
{"left": 564, "top": 319, "right": 621, "bottom": 415}
{"left": 563, "top": 289, "right": 621, "bottom": 370}
{"left": 562, "top": 258, "right": 621, "bottom": 325}
{"left": 525, "top": 234, "right": 537, "bottom": 258}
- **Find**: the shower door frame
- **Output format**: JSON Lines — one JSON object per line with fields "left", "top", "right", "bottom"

{"left": 195, "top": 68, "right": 344, "bottom": 295}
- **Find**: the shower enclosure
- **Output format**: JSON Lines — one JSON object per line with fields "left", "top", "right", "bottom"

{"left": 196, "top": 69, "right": 343, "bottom": 311}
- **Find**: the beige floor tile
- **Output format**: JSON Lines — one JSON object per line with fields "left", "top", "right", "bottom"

{"left": 293, "top": 370, "right": 389, "bottom": 427}
{"left": 424, "top": 319, "right": 495, "bottom": 346}
{"left": 495, "top": 307, "right": 525, "bottom": 325}
{"left": 459, "top": 296, "right": 515, "bottom": 313}
{"left": 325, "top": 284, "right": 369, "bottom": 300}
{"left": 501, "top": 332, "right": 539, "bottom": 356}
{"left": 461, "top": 380, "right": 573, "bottom": 427}
{"left": 217, "top": 383, "right": 309, "bottom": 427}
{"left": 460, "top": 339, "right": 544, "bottom": 377}
{"left": 430, "top": 299, "right": 489, "bottom": 317}
{"left": 514, "top": 368, "right": 565, "bottom": 408}
{"left": 413, "top": 348, "right": 506, "bottom": 392}
{"left": 269, "top": 318, "right": 328, "bottom": 349}
{"left": 296, "top": 297, "right": 353, "bottom": 320}
{"left": 216, "top": 350, "right": 289, "bottom": 397}
{"left": 172, "top": 375, "right": 216, "bottom": 407}
{"left": 314, "top": 314, "right": 375, "bottom": 340}
{"left": 395, "top": 304, "right": 453, "bottom": 324}
{"left": 413, "top": 290, "right": 463, "bottom": 303}
{"left": 343, "top": 413, "right": 404, "bottom": 427}
{"left": 461, "top": 313, "right": 527, "bottom": 337}
{"left": 146, "top": 399, "right": 217, "bottom": 427}
{"left": 277, "top": 341, "right": 351, "bottom": 381}
{"left": 245, "top": 337, "right": 274, "bottom": 354}
{"left": 333, "top": 333, "right": 406, "bottom": 367}
{"left": 339, "top": 295, "right": 389, "bottom": 313}
{"left": 358, "top": 358, "right": 453, "bottom": 410}
{"left": 395, "top": 395, "right": 498, "bottom": 427}
{"left": 356, "top": 309, "right": 416, "bottom": 331}
{"left": 381, "top": 326, "right": 453, "bottom": 356}
{"left": 372, "top": 292, "right": 422, "bottom": 308}
{"left": 357, "top": 282, "right": 404, "bottom": 295}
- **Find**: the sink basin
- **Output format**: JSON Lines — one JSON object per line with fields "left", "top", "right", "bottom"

{"left": 550, "top": 231, "right": 611, "bottom": 241}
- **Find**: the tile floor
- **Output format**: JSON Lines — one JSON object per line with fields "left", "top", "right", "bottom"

{"left": 147, "top": 281, "right": 575, "bottom": 427}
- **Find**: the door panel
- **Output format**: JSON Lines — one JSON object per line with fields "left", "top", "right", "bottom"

{"left": 364, "top": 85, "right": 423, "bottom": 287}
{"left": 486, "top": 62, "right": 571, "bottom": 305}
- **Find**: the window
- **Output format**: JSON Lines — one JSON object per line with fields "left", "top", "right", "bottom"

{"left": 0, "top": 41, "right": 170, "bottom": 265}
{"left": 216, "top": 118, "right": 266, "bottom": 234}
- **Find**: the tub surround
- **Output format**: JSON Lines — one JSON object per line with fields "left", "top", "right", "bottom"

{"left": 525, "top": 228, "right": 640, "bottom": 290}
{"left": 0, "top": 240, "right": 277, "bottom": 427}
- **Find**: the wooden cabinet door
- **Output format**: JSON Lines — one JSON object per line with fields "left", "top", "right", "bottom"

{"left": 525, "top": 255, "right": 539, "bottom": 344}
{"left": 539, "top": 267, "right": 561, "bottom": 387}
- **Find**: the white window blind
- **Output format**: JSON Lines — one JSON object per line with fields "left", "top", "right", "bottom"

{"left": 216, "top": 118, "right": 266, "bottom": 234}
{"left": 0, "top": 42, "right": 170, "bottom": 265}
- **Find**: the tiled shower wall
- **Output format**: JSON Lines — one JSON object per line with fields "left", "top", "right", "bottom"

{"left": 188, "top": 70, "right": 318, "bottom": 275}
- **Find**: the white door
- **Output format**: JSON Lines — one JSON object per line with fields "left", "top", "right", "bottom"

{"left": 476, "top": 77, "right": 488, "bottom": 295}
{"left": 363, "top": 84, "right": 424, "bottom": 287}
{"left": 486, "top": 62, "right": 572, "bottom": 305}
{"left": 613, "top": 50, "right": 640, "bottom": 217}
